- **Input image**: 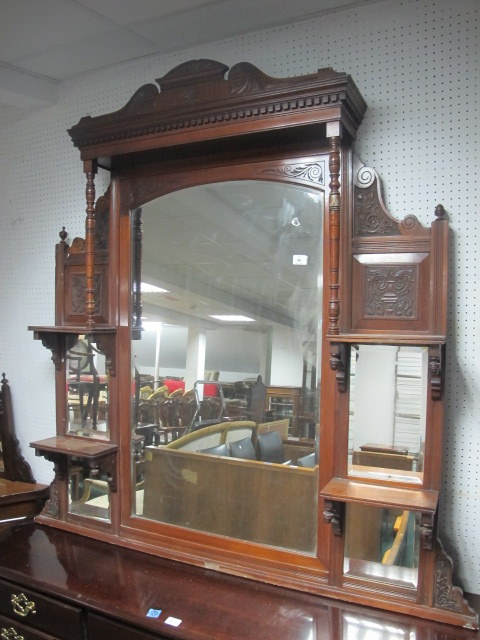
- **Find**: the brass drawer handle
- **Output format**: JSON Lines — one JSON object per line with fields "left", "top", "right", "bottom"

{"left": 10, "top": 593, "right": 36, "bottom": 618}
{"left": 1, "top": 628, "right": 24, "bottom": 640}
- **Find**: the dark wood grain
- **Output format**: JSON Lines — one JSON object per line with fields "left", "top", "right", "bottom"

{"left": 0, "top": 524, "right": 476, "bottom": 640}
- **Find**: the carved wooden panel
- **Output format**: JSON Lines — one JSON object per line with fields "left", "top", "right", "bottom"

{"left": 64, "top": 265, "right": 109, "bottom": 325}
{"left": 365, "top": 264, "right": 417, "bottom": 318}
{"left": 353, "top": 162, "right": 428, "bottom": 238}
{"left": 351, "top": 252, "right": 430, "bottom": 332}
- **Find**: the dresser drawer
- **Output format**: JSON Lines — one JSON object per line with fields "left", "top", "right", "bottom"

{"left": 87, "top": 613, "right": 172, "bottom": 640}
{"left": 0, "top": 612, "right": 61, "bottom": 640}
{"left": 0, "top": 580, "right": 83, "bottom": 640}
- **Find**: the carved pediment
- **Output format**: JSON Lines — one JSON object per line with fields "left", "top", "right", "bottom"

{"left": 68, "top": 60, "right": 367, "bottom": 152}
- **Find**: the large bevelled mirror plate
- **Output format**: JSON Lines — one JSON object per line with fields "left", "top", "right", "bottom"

{"left": 130, "top": 180, "right": 324, "bottom": 553}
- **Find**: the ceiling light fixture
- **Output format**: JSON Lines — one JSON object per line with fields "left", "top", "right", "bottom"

{"left": 141, "top": 282, "right": 169, "bottom": 293}
{"left": 209, "top": 315, "right": 255, "bottom": 322}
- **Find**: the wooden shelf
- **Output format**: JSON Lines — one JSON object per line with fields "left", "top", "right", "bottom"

{"left": 31, "top": 436, "right": 117, "bottom": 460}
{"left": 29, "top": 325, "right": 116, "bottom": 335}
{"left": 320, "top": 477, "right": 438, "bottom": 513}
{"left": 327, "top": 334, "right": 446, "bottom": 345}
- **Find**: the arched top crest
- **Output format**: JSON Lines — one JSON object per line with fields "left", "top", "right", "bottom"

{"left": 68, "top": 59, "right": 367, "bottom": 159}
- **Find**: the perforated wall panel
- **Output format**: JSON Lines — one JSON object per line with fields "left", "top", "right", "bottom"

{"left": 0, "top": 0, "right": 478, "bottom": 592}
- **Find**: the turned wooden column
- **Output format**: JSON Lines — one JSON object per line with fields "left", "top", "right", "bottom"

{"left": 327, "top": 122, "right": 341, "bottom": 336}
{"left": 84, "top": 159, "right": 98, "bottom": 330}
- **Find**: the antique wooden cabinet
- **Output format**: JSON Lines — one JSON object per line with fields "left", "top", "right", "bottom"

{"left": 0, "top": 374, "right": 48, "bottom": 523}
{"left": 20, "top": 59, "right": 477, "bottom": 631}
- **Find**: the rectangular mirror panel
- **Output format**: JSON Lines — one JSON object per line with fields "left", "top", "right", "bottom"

{"left": 348, "top": 345, "right": 427, "bottom": 484}
{"left": 67, "top": 460, "right": 111, "bottom": 522}
{"left": 344, "top": 503, "right": 419, "bottom": 589}
{"left": 66, "top": 337, "right": 109, "bottom": 439}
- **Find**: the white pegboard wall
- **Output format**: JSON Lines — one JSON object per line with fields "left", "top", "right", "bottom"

{"left": 0, "top": 0, "right": 478, "bottom": 593}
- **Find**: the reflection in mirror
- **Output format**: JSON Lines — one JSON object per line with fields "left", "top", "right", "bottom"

{"left": 66, "top": 337, "right": 109, "bottom": 438}
{"left": 344, "top": 504, "right": 420, "bottom": 588}
{"left": 348, "top": 345, "right": 427, "bottom": 484}
{"left": 341, "top": 611, "right": 415, "bottom": 640}
{"left": 67, "top": 460, "right": 110, "bottom": 521}
{"left": 130, "top": 180, "right": 323, "bottom": 553}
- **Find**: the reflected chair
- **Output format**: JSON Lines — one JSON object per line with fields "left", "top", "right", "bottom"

{"left": 198, "top": 443, "right": 230, "bottom": 456}
{"left": 67, "top": 338, "right": 108, "bottom": 430}
{"left": 229, "top": 437, "right": 256, "bottom": 460}
{"left": 297, "top": 452, "right": 316, "bottom": 468}
{"left": 257, "top": 431, "right": 288, "bottom": 464}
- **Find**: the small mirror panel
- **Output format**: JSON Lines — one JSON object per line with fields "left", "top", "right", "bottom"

{"left": 344, "top": 503, "right": 420, "bottom": 589}
{"left": 348, "top": 345, "right": 427, "bottom": 484}
{"left": 66, "top": 337, "right": 109, "bottom": 439}
{"left": 67, "top": 460, "right": 111, "bottom": 521}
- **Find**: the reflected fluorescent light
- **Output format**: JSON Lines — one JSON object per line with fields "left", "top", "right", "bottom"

{"left": 141, "top": 282, "right": 169, "bottom": 293}
{"left": 209, "top": 314, "right": 255, "bottom": 322}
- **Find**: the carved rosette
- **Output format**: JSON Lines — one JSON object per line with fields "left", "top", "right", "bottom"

{"left": 434, "top": 540, "right": 477, "bottom": 620}
{"left": 365, "top": 265, "right": 417, "bottom": 318}
{"left": 323, "top": 499, "right": 344, "bottom": 536}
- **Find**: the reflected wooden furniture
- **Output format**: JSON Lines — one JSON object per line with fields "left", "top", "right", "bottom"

{"left": 164, "top": 420, "right": 257, "bottom": 452}
{"left": 0, "top": 374, "right": 49, "bottom": 525}
{"left": 265, "top": 386, "right": 302, "bottom": 436}
{"left": 352, "top": 449, "right": 415, "bottom": 471}
{"left": 143, "top": 447, "right": 316, "bottom": 551}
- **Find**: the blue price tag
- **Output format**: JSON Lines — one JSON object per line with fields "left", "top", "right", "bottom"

{"left": 146, "top": 609, "right": 162, "bottom": 619}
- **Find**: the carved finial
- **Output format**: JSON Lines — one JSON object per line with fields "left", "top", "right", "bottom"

{"left": 1, "top": 373, "right": 7, "bottom": 386}
{"left": 435, "top": 204, "right": 447, "bottom": 220}
{"left": 59, "top": 227, "right": 68, "bottom": 243}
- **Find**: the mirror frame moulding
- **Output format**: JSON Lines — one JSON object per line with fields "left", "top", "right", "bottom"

{"left": 28, "top": 60, "right": 478, "bottom": 629}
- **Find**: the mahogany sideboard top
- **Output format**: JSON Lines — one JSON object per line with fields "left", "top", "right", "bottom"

{"left": 0, "top": 522, "right": 477, "bottom": 640}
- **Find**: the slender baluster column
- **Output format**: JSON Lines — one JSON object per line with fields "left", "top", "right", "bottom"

{"left": 84, "top": 159, "right": 98, "bottom": 330}
{"left": 327, "top": 124, "right": 341, "bottom": 336}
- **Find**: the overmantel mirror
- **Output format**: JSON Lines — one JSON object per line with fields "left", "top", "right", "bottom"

{"left": 29, "top": 60, "right": 478, "bottom": 629}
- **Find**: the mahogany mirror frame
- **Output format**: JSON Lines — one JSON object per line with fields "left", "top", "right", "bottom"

{"left": 28, "top": 60, "right": 477, "bottom": 629}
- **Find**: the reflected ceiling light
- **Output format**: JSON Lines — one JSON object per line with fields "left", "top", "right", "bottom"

{"left": 209, "top": 314, "right": 255, "bottom": 322}
{"left": 141, "top": 282, "right": 169, "bottom": 293}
